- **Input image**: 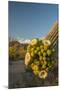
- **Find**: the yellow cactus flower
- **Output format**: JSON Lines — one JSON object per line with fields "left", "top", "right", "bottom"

{"left": 30, "top": 39, "right": 38, "bottom": 46}
{"left": 24, "top": 38, "right": 55, "bottom": 79}
{"left": 39, "top": 70, "right": 48, "bottom": 79}
{"left": 42, "top": 40, "right": 51, "bottom": 46}
{"left": 25, "top": 52, "right": 31, "bottom": 66}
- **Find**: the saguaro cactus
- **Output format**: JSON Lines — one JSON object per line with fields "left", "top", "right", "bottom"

{"left": 45, "top": 21, "right": 58, "bottom": 48}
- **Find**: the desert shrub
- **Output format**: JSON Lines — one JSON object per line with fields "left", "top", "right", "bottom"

{"left": 9, "top": 41, "right": 26, "bottom": 61}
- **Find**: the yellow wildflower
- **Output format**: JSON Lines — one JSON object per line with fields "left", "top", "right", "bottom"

{"left": 39, "top": 70, "right": 48, "bottom": 79}
{"left": 30, "top": 39, "right": 38, "bottom": 46}
{"left": 25, "top": 52, "right": 31, "bottom": 66}
{"left": 42, "top": 40, "right": 51, "bottom": 46}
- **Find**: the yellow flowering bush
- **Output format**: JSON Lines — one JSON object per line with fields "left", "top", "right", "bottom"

{"left": 25, "top": 38, "right": 55, "bottom": 79}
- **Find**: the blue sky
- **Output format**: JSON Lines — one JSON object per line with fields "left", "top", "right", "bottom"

{"left": 9, "top": 1, "right": 58, "bottom": 40}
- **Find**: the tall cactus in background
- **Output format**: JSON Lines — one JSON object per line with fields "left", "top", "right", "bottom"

{"left": 45, "top": 21, "right": 58, "bottom": 61}
{"left": 45, "top": 21, "right": 58, "bottom": 48}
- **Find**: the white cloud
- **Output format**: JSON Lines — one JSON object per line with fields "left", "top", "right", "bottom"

{"left": 18, "top": 39, "right": 31, "bottom": 44}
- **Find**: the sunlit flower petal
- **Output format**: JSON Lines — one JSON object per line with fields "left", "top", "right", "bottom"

{"left": 30, "top": 39, "right": 38, "bottom": 46}
{"left": 25, "top": 52, "right": 31, "bottom": 66}
{"left": 39, "top": 70, "right": 48, "bottom": 79}
{"left": 42, "top": 40, "right": 51, "bottom": 46}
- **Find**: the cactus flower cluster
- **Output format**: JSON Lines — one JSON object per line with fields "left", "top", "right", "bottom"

{"left": 25, "top": 38, "right": 55, "bottom": 79}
